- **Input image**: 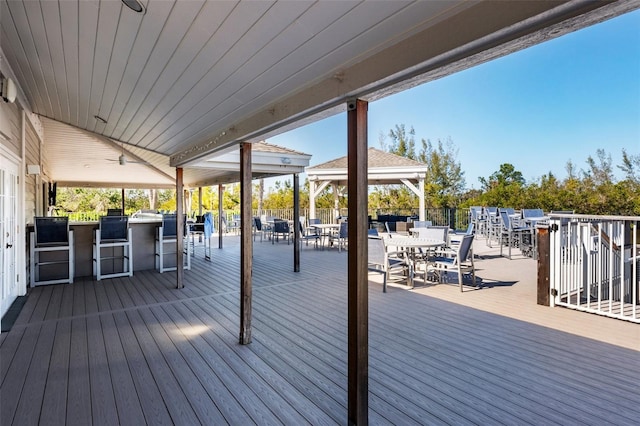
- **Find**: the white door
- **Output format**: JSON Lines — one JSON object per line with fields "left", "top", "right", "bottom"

{"left": 1, "top": 154, "right": 19, "bottom": 318}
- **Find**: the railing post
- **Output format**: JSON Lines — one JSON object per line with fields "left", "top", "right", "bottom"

{"left": 537, "top": 225, "right": 550, "bottom": 306}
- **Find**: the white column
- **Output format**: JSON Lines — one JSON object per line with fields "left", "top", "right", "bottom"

{"left": 309, "top": 179, "right": 316, "bottom": 220}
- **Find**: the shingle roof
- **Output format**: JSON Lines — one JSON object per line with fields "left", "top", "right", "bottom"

{"left": 307, "top": 147, "right": 425, "bottom": 170}
{"left": 254, "top": 141, "right": 310, "bottom": 157}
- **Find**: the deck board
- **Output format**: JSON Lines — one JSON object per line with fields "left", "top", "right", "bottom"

{"left": 125, "top": 309, "right": 202, "bottom": 425}
{"left": 150, "top": 304, "right": 255, "bottom": 425}
{"left": 2, "top": 235, "right": 639, "bottom": 425}
{"left": 99, "top": 313, "right": 147, "bottom": 426}
{"left": 87, "top": 315, "right": 120, "bottom": 426}
{"left": 167, "top": 302, "right": 283, "bottom": 425}
{"left": 66, "top": 317, "right": 92, "bottom": 425}
{"left": 40, "top": 319, "right": 71, "bottom": 426}
{"left": 12, "top": 320, "right": 56, "bottom": 426}
{"left": 112, "top": 311, "right": 174, "bottom": 425}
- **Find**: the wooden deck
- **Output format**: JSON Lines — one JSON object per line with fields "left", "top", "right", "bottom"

{"left": 2, "top": 236, "right": 639, "bottom": 425}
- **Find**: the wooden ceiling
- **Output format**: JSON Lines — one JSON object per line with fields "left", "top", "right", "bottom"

{"left": 1, "top": 0, "right": 638, "bottom": 182}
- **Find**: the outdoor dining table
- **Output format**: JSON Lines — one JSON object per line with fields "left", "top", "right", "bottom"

{"left": 383, "top": 236, "right": 446, "bottom": 288}
{"left": 312, "top": 223, "right": 341, "bottom": 247}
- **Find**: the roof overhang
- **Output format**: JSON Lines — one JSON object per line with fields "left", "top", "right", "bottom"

{"left": 42, "top": 118, "right": 310, "bottom": 189}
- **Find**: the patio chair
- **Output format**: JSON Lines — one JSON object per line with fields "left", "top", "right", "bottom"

{"left": 412, "top": 220, "right": 432, "bottom": 228}
{"left": 330, "top": 221, "right": 348, "bottom": 252}
{"left": 298, "top": 220, "right": 320, "bottom": 248}
{"left": 186, "top": 215, "right": 206, "bottom": 257}
{"left": 412, "top": 225, "right": 448, "bottom": 242}
{"left": 498, "top": 210, "right": 533, "bottom": 259}
{"left": 522, "top": 208, "right": 544, "bottom": 219}
{"left": 427, "top": 234, "right": 477, "bottom": 292}
{"left": 253, "top": 217, "right": 265, "bottom": 242}
{"left": 272, "top": 219, "right": 291, "bottom": 244}
{"left": 30, "top": 217, "right": 74, "bottom": 286}
{"left": 485, "top": 207, "right": 501, "bottom": 247}
{"left": 93, "top": 215, "right": 133, "bottom": 280}
{"left": 449, "top": 222, "right": 474, "bottom": 248}
{"left": 155, "top": 214, "right": 191, "bottom": 272}
{"left": 368, "top": 234, "right": 408, "bottom": 292}
{"left": 411, "top": 225, "right": 449, "bottom": 261}
{"left": 228, "top": 214, "right": 241, "bottom": 234}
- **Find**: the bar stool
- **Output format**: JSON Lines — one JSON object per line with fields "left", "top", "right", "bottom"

{"left": 30, "top": 217, "right": 74, "bottom": 286}
{"left": 93, "top": 215, "right": 133, "bottom": 280}
{"left": 155, "top": 214, "right": 191, "bottom": 273}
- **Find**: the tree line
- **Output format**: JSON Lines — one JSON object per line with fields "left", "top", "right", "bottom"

{"left": 55, "top": 124, "right": 639, "bottom": 216}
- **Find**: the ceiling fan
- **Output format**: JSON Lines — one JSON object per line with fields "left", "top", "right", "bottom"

{"left": 106, "top": 143, "right": 149, "bottom": 166}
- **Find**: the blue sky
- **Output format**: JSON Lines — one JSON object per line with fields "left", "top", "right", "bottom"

{"left": 268, "top": 9, "right": 640, "bottom": 190}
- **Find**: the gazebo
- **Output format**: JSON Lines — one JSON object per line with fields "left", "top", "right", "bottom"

{"left": 306, "top": 147, "right": 428, "bottom": 221}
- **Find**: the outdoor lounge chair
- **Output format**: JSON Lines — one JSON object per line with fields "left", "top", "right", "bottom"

{"left": 427, "top": 234, "right": 477, "bottom": 292}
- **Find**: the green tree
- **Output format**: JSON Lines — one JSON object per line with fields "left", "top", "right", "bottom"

{"left": 417, "top": 137, "right": 465, "bottom": 207}
{"left": 582, "top": 148, "right": 614, "bottom": 186}
{"left": 473, "top": 163, "right": 526, "bottom": 208}
{"left": 385, "top": 124, "right": 417, "bottom": 160}
{"left": 618, "top": 148, "right": 640, "bottom": 184}
{"left": 478, "top": 163, "right": 525, "bottom": 191}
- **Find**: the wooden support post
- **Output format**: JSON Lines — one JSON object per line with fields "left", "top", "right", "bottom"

{"left": 176, "top": 167, "right": 184, "bottom": 289}
{"left": 239, "top": 143, "right": 253, "bottom": 344}
{"left": 218, "top": 184, "right": 224, "bottom": 249}
{"left": 198, "top": 187, "right": 203, "bottom": 217}
{"left": 537, "top": 226, "right": 550, "bottom": 306}
{"left": 293, "top": 173, "right": 300, "bottom": 272}
{"left": 121, "top": 188, "right": 125, "bottom": 214}
{"left": 347, "top": 99, "right": 368, "bottom": 425}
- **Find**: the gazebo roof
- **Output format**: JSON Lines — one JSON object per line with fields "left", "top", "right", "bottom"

{"left": 306, "top": 147, "right": 427, "bottom": 186}
{"left": 308, "top": 147, "right": 424, "bottom": 170}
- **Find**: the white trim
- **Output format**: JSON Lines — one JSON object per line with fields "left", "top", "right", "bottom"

{"left": 19, "top": 111, "right": 26, "bottom": 295}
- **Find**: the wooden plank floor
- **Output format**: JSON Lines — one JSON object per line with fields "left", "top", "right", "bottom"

{"left": 2, "top": 236, "right": 639, "bottom": 425}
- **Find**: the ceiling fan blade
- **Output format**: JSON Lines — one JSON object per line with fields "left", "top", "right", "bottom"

{"left": 104, "top": 153, "right": 149, "bottom": 165}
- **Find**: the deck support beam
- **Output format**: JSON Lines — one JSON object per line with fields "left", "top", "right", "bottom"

{"left": 176, "top": 167, "right": 184, "bottom": 289}
{"left": 218, "top": 184, "right": 224, "bottom": 248}
{"left": 239, "top": 143, "right": 253, "bottom": 344}
{"left": 293, "top": 173, "right": 300, "bottom": 272}
{"left": 537, "top": 226, "right": 550, "bottom": 306}
{"left": 347, "top": 99, "right": 368, "bottom": 425}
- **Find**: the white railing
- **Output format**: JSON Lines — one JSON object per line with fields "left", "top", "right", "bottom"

{"left": 549, "top": 214, "right": 639, "bottom": 323}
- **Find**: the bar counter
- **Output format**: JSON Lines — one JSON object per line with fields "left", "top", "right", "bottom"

{"left": 28, "top": 219, "right": 162, "bottom": 279}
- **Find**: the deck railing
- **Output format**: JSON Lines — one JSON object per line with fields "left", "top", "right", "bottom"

{"left": 59, "top": 207, "right": 472, "bottom": 231}
{"left": 548, "top": 214, "right": 639, "bottom": 323}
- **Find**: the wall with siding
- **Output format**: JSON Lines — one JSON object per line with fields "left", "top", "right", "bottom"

{"left": 24, "top": 119, "right": 41, "bottom": 222}
{"left": 0, "top": 101, "right": 21, "bottom": 155}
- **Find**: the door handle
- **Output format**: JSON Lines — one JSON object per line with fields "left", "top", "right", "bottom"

{"left": 6, "top": 243, "right": 12, "bottom": 248}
